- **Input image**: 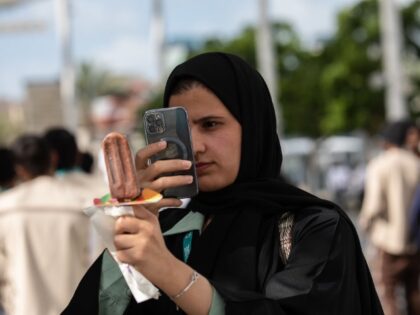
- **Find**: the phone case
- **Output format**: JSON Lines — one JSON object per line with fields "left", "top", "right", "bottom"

{"left": 143, "top": 107, "right": 198, "bottom": 198}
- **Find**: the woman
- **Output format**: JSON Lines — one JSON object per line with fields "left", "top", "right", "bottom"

{"left": 62, "top": 52, "right": 383, "bottom": 315}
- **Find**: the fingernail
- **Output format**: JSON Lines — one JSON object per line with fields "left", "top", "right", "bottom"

{"left": 186, "top": 176, "right": 193, "bottom": 183}
{"left": 182, "top": 161, "right": 192, "bottom": 169}
{"left": 158, "top": 141, "right": 167, "bottom": 148}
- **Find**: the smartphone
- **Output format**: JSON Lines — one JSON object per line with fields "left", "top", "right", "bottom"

{"left": 143, "top": 107, "right": 198, "bottom": 198}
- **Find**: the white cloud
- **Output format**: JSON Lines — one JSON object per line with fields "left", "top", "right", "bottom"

{"left": 271, "top": 0, "right": 356, "bottom": 42}
{"left": 165, "top": 0, "right": 256, "bottom": 38}
{"left": 92, "top": 35, "right": 157, "bottom": 81}
{"left": 73, "top": 0, "right": 151, "bottom": 37}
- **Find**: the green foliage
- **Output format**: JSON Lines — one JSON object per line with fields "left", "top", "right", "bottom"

{"left": 280, "top": 52, "right": 326, "bottom": 136}
{"left": 0, "top": 115, "right": 23, "bottom": 145}
{"left": 76, "top": 62, "right": 114, "bottom": 104}
{"left": 401, "top": 0, "right": 420, "bottom": 120}
{"left": 190, "top": 25, "right": 257, "bottom": 66}
{"left": 319, "top": 0, "right": 385, "bottom": 134}
{"left": 272, "top": 23, "right": 326, "bottom": 135}
{"left": 401, "top": 0, "right": 420, "bottom": 57}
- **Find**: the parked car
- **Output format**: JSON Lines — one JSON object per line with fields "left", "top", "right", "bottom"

{"left": 281, "top": 137, "right": 316, "bottom": 191}
{"left": 314, "top": 135, "right": 370, "bottom": 211}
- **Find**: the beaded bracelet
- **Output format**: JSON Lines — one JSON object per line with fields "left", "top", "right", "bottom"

{"left": 171, "top": 271, "right": 200, "bottom": 300}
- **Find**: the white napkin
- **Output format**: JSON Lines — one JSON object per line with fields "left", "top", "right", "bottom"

{"left": 84, "top": 205, "right": 160, "bottom": 303}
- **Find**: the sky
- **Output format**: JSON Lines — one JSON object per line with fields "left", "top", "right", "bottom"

{"left": 0, "top": 0, "right": 413, "bottom": 101}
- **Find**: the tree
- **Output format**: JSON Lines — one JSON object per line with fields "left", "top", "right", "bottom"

{"left": 272, "top": 22, "right": 326, "bottom": 136}
{"left": 319, "top": 0, "right": 385, "bottom": 134}
{"left": 76, "top": 62, "right": 115, "bottom": 126}
{"left": 76, "top": 62, "right": 114, "bottom": 105}
{"left": 190, "top": 25, "right": 257, "bottom": 66}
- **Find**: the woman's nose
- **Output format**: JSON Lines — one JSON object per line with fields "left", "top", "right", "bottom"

{"left": 191, "top": 129, "right": 205, "bottom": 155}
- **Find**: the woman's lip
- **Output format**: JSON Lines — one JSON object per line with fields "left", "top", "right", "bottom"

{"left": 195, "top": 162, "right": 212, "bottom": 172}
{"left": 196, "top": 162, "right": 211, "bottom": 168}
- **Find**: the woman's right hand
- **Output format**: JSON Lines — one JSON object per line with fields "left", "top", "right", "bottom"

{"left": 135, "top": 140, "right": 193, "bottom": 213}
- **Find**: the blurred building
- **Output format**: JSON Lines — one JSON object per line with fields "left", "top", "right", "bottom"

{"left": 23, "top": 80, "right": 62, "bottom": 133}
{"left": 0, "top": 99, "right": 24, "bottom": 125}
{"left": 0, "top": 98, "right": 24, "bottom": 144}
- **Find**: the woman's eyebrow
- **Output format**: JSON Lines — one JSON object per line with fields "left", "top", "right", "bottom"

{"left": 192, "top": 116, "right": 224, "bottom": 124}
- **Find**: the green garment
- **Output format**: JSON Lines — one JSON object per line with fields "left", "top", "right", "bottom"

{"left": 98, "top": 211, "right": 225, "bottom": 315}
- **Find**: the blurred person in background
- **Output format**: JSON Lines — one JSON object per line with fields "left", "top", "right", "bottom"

{"left": 401, "top": 120, "right": 419, "bottom": 157}
{"left": 405, "top": 121, "right": 420, "bottom": 307}
{"left": 0, "top": 134, "right": 98, "bottom": 315}
{"left": 408, "top": 185, "right": 420, "bottom": 261}
{"left": 0, "top": 148, "right": 16, "bottom": 315}
{"left": 44, "top": 127, "right": 107, "bottom": 258}
{"left": 0, "top": 148, "right": 16, "bottom": 192}
{"left": 78, "top": 151, "right": 94, "bottom": 174}
{"left": 44, "top": 127, "right": 79, "bottom": 175}
{"left": 359, "top": 121, "right": 420, "bottom": 315}
{"left": 0, "top": 147, "right": 18, "bottom": 312}
{"left": 43, "top": 127, "right": 107, "bottom": 195}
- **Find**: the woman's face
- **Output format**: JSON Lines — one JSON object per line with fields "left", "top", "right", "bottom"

{"left": 169, "top": 86, "right": 242, "bottom": 192}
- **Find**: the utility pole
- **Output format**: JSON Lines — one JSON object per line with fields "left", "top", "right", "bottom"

{"left": 256, "top": 0, "right": 283, "bottom": 136}
{"left": 151, "top": 0, "right": 165, "bottom": 85}
{"left": 55, "top": 0, "right": 77, "bottom": 131}
{"left": 379, "top": 0, "right": 408, "bottom": 121}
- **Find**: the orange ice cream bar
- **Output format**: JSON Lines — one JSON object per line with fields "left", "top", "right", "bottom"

{"left": 102, "top": 132, "right": 141, "bottom": 200}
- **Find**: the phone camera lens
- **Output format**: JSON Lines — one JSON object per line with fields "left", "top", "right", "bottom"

{"left": 149, "top": 125, "right": 156, "bottom": 133}
{"left": 146, "top": 115, "right": 155, "bottom": 123}
{"left": 156, "top": 119, "right": 163, "bottom": 127}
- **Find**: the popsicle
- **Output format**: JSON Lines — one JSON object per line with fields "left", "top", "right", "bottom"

{"left": 102, "top": 132, "right": 141, "bottom": 200}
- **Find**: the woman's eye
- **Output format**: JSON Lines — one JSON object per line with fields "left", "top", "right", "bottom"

{"left": 202, "top": 121, "right": 219, "bottom": 129}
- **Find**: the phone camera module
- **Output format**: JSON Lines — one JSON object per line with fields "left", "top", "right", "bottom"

{"left": 146, "top": 112, "right": 165, "bottom": 134}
